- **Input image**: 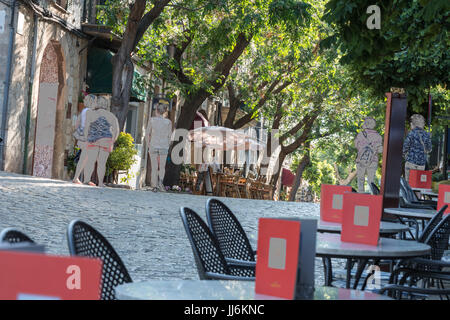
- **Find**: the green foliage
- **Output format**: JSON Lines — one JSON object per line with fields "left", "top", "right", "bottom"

{"left": 67, "top": 147, "right": 80, "bottom": 178}
{"left": 300, "top": 156, "right": 336, "bottom": 195}
{"left": 322, "top": 0, "right": 449, "bottom": 115}
{"left": 97, "top": 0, "right": 314, "bottom": 101}
{"left": 106, "top": 132, "right": 138, "bottom": 179}
{"left": 432, "top": 171, "right": 447, "bottom": 182}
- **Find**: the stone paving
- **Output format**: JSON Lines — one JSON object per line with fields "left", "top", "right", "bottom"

{"left": 0, "top": 171, "right": 329, "bottom": 284}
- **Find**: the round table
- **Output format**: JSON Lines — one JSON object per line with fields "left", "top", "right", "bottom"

{"left": 411, "top": 188, "right": 438, "bottom": 201}
{"left": 420, "top": 190, "right": 439, "bottom": 201}
{"left": 316, "top": 233, "right": 430, "bottom": 259}
{"left": 317, "top": 220, "right": 410, "bottom": 236}
{"left": 384, "top": 207, "right": 437, "bottom": 241}
{"left": 384, "top": 207, "right": 436, "bottom": 220}
{"left": 115, "top": 280, "right": 392, "bottom": 300}
{"left": 420, "top": 190, "right": 438, "bottom": 197}
{"left": 316, "top": 233, "right": 431, "bottom": 290}
{"left": 411, "top": 187, "right": 433, "bottom": 193}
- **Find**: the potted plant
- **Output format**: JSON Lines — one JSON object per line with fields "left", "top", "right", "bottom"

{"left": 78, "top": 92, "right": 85, "bottom": 113}
{"left": 105, "top": 132, "right": 138, "bottom": 184}
{"left": 66, "top": 146, "right": 80, "bottom": 179}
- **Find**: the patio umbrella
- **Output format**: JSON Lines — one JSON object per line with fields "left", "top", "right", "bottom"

{"left": 188, "top": 126, "right": 264, "bottom": 151}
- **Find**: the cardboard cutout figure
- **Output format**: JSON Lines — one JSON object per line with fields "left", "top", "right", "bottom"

{"left": 72, "top": 94, "right": 97, "bottom": 184}
{"left": 145, "top": 101, "right": 172, "bottom": 191}
{"left": 82, "top": 96, "right": 120, "bottom": 187}
{"left": 403, "top": 114, "right": 432, "bottom": 182}
{"left": 355, "top": 117, "right": 383, "bottom": 193}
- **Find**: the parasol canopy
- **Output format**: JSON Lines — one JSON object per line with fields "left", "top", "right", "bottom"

{"left": 188, "top": 126, "right": 264, "bottom": 151}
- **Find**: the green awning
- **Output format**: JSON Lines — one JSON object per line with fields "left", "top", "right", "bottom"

{"left": 86, "top": 47, "right": 147, "bottom": 102}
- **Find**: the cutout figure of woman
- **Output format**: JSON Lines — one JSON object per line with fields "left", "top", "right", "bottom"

{"left": 403, "top": 114, "right": 432, "bottom": 182}
{"left": 72, "top": 94, "right": 96, "bottom": 184}
{"left": 355, "top": 117, "right": 383, "bottom": 193}
{"left": 145, "top": 101, "right": 172, "bottom": 192}
{"left": 83, "top": 96, "right": 120, "bottom": 187}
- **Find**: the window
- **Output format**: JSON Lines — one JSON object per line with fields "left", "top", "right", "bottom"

{"left": 54, "top": 0, "right": 68, "bottom": 10}
{"left": 124, "top": 103, "right": 139, "bottom": 141}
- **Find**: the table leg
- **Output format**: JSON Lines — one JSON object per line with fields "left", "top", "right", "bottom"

{"left": 352, "top": 259, "right": 369, "bottom": 290}
{"left": 396, "top": 216, "right": 417, "bottom": 240}
{"left": 345, "top": 259, "right": 352, "bottom": 289}
{"left": 360, "top": 259, "right": 380, "bottom": 290}
{"left": 322, "top": 257, "right": 333, "bottom": 286}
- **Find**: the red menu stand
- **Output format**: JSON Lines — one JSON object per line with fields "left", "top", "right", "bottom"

{"left": 409, "top": 170, "right": 432, "bottom": 189}
{"left": 341, "top": 193, "right": 383, "bottom": 246}
{"left": 0, "top": 251, "right": 102, "bottom": 300}
{"left": 438, "top": 184, "right": 450, "bottom": 215}
{"left": 320, "top": 184, "right": 353, "bottom": 223}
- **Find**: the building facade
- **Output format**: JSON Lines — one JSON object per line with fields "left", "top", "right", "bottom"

{"left": 0, "top": 0, "right": 89, "bottom": 179}
{"left": 0, "top": 0, "right": 265, "bottom": 190}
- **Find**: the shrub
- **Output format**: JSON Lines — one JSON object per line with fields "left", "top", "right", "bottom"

{"left": 67, "top": 146, "right": 80, "bottom": 178}
{"left": 303, "top": 159, "right": 336, "bottom": 196}
{"left": 106, "top": 132, "right": 138, "bottom": 183}
{"left": 432, "top": 172, "right": 446, "bottom": 182}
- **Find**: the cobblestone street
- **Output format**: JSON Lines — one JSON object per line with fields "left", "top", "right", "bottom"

{"left": 0, "top": 171, "right": 327, "bottom": 284}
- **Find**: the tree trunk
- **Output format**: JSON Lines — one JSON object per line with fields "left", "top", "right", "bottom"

{"left": 163, "top": 33, "right": 253, "bottom": 186}
{"left": 110, "top": 0, "right": 170, "bottom": 130}
{"left": 270, "top": 151, "right": 287, "bottom": 188}
{"left": 288, "top": 147, "right": 311, "bottom": 201}
{"left": 333, "top": 163, "right": 357, "bottom": 185}
{"left": 223, "top": 83, "right": 241, "bottom": 128}
{"left": 163, "top": 92, "right": 210, "bottom": 186}
{"left": 269, "top": 112, "right": 318, "bottom": 186}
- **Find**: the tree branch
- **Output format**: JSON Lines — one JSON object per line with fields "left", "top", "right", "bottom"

{"left": 210, "top": 32, "right": 253, "bottom": 92}
{"left": 134, "top": 0, "right": 171, "bottom": 48}
{"left": 282, "top": 111, "right": 319, "bottom": 154}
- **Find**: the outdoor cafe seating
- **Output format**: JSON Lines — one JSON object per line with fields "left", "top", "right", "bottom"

{"left": 0, "top": 197, "right": 448, "bottom": 300}
{"left": 67, "top": 220, "right": 133, "bottom": 300}
{"left": 0, "top": 228, "right": 35, "bottom": 244}
{"left": 179, "top": 165, "right": 273, "bottom": 200}
{"left": 184, "top": 198, "right": 450, "bottom": 300}
{"left": 179, "top": 207, "right": 255, "bottom": 280}
{"left": 205, "top": 198, "right": 257, "bottom": 267}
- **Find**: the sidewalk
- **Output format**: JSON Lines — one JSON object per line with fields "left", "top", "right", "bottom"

{"left": 0, "top": 171, "right": 321, "bottom": 282}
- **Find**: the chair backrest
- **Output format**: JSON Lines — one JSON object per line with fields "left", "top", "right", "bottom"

{"left": 418, "top": 205, "right": 447, "bottom": 243}
{"left": 424, "top": 213, "right": 450, "bottom": 261}
{"left": 400, "top": 177, "right": 419, "bottom": 202}
{"left": 398, "top": 182, "right": 413, "bottom": 206}
{"left": 0, "top": 228, "right": 34, "bottom": 244}
{"left": 179, "top": 207, "right": 231, "bottom": 279}
{"left": 67, "top": 220, "right": 132, "bottom": 300}
{"left": 370, "top": 183, "right": 380, "bottom": 195}
{"left": 206, "top": 198, "right": 255, "bottom": 262}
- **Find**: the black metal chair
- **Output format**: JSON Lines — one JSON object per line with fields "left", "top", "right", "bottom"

{"left": 369, "top": 182, "right": 380, "bottom": 195}
{"left": 180, "top": 207, "right": 255, "bottom": 280}
{"left": 0, "top": 228, "right": 34, "bottom": 244}
{"left": 400, "top": 177, "right": 437, "bottom": 209}
{"left": 417, "top": 205, "right": 447, "bottom": 243}
{"left": 383, "top": 213, "right": 450, "bottom": 299}
{"left": 379, "top": 281, "right": 450, "bottom": 300}
{"left": 67, "top": 220, "right": 132, "bottom": 300}
{"left": 347, "top": 206, "right": 448, "bottom": 292}
{"left": 385, "top": 205, "right": 446, "bottom": 275}
{"left": 205, "top": 198, "right": 256, "bottom": 267}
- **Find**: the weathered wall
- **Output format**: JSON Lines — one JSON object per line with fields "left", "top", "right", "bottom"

{"left": 0, "top": 2, "right": 11, "bottom": 143}
{"left": 3, "top": 4, "right": 34, "bottom": 174}
{"left": 3, "top": 1, "right": 88, "bottom": 179}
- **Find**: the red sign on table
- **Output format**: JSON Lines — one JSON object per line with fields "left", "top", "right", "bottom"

{"left": 320, "top": 184, "right": 353, "bottom": 223}
{"left": 437, "top": 184, "right": 450, "bottom": 216}
{"left": 341, "top": 193, "right": 383, "bottom": 246}
{"left": 0, "top": 251, "right": 102, "bottom": 300}
{"left": 255, "top": 218, "right": 301, "bottom": 300}
{"left": 409, "top": 170, "right": 432, "bottom": 189}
